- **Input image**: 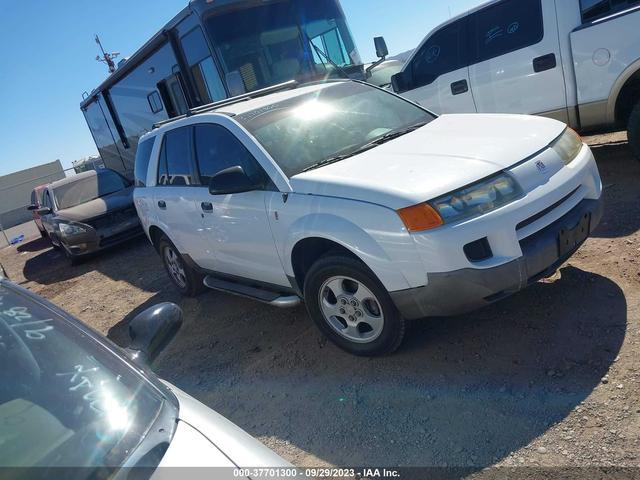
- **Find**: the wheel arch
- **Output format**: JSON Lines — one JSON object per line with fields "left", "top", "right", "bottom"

{"left": 608, "top": 59, "right": 640, "bottom": 126}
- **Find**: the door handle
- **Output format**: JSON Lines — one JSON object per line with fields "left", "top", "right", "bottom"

{"left": 450, "top": 79, "right": 468, "bottom": 95}
{"left": 201, "top": 201, "right": 213, "bottom": 212}
{"left": 157, "top": 200, "right": 166, "bottom": 209}
{"left": 533, "top": 53, "right": 557, "bottom": 73}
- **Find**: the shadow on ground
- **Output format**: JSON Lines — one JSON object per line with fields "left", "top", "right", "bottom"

{"left": 108, "top": 266, "right": 626, "bottom": 470}
{"left": 20, "top": 236, "right": 165, "bottom": 292}
{"left": 590, "top": 141, "right": 640, "bottom": 238}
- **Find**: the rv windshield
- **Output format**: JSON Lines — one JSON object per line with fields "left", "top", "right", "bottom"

{"left": 204, "top": 0, "right": 360, "bottom": 92}
{"left": 235, "top": 82, "right": 435, "bottom": 177}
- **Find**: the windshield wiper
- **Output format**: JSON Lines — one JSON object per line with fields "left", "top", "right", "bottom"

{"left": 300, "top": 121, "right": 430, "bottom": 173}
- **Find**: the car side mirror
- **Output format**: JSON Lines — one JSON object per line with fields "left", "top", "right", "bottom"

{"left": 35, "top": 207, "right": 52, "bottom": 215}
{"left": 127, "top": 302, "right": 183, "bottom": 363}
{"left": 391, "top": 70, "right": 415, "bottom": 93}
{"left": 209, "top": 165, "right": 260, "bottom": 195}
{"left": 27, "top": 204, "right": 38, "bottom": 211}
{"left": 374, "top": 36, "right": 388, "bottom": 59}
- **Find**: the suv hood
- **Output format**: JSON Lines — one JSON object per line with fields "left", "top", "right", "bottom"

{"left": 290, "top": 114, "right": 566, "bottom": 209}
{"left": 56, "top": 186, "right": 134, "bottom": 222}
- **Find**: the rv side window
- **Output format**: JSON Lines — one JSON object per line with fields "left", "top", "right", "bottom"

{"left": 134, "top": 137, "right": 156, "bottom": 187}
{"left": 147, "top": 92, "right": 163, "bottom": 114}
{"left": 158, "top": 127, "right": 194, "bottom": 186}
{"left": 580, "top": 0, "right": 640, "bottom": 22}
{"left": 180, "top": 27, "right": 226, "bottom": 105}
{"left": 193, "top": 124, "right": 263, "bottom": 186}
{"left": 468, "top": 0, "right": 543, "bottom": 63}
{"left": 410, "top": 19, "right": 467, "bottom": 89}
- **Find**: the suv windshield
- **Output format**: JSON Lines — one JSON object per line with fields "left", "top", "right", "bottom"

{"left": 235, "top": 82, "right": 435, "bottom": 176}
{"left": 53, "top": 170, "right": 129, "bottom": 210}
{"left": 0, "top": 283, "right": 169, "bottom": 469}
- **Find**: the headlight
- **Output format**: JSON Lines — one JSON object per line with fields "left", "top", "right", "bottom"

{"left": 550, "top": 128, "right": 582, "bottom": 165}
{"left": 398, "top": 174, "right": 523, "bottom": 232}
{"left": 58, "top": 222, "right": 89, "bottom": 236}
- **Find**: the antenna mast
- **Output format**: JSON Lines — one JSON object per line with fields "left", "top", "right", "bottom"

{"left": 95, "top": 34, "right": 120, "bottom": 73}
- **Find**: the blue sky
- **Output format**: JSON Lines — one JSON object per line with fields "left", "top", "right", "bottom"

{"left": 0, "top": 0, "right": 482, "bottom": 177}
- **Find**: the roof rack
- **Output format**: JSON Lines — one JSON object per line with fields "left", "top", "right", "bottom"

{"left": 152, "top": 80, "right": 299, "bottom": 129}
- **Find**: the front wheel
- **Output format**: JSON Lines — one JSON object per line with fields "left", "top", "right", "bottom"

{"left": 159, "top": 237, "right": 205, "bottom": 297}
{"left": 628, "top": 100, "right": 640, "bottom": 161}
{"left": 304, "top": 254, "right": 406, "bottom": 356}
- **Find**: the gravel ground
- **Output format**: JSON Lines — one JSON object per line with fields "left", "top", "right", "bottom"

{"left": 1, "top": 132, "right": 638, "bottom": 474}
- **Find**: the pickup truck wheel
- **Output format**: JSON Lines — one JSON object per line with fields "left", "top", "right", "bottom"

{"left": 628, "top": 101, "right": 640, "bottom": 161}
{"left": 159, "top": 237, "right": 205, "bottom": 297}
{"left": 304, "top": 255, "right": 405, "bottom": 356}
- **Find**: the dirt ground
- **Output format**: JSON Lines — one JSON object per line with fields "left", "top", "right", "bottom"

{"left": 1, "top": 132, "right": 639, "bottom": 474}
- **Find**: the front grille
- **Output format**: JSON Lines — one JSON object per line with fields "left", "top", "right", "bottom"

{"left": 88, "top": 207, "right": 137, "bottom": 230}
{"left": 516, "top": 187, "right": 580, "bottom": 231}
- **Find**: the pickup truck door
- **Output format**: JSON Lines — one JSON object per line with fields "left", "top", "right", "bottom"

{"left": 192, "top": 124, "right": 289, "bottom": 287}
{"left": 399, "top": 16, "right": 476, "bottom": 114}
{"left": 467, "top": 0, "right": 568, "bottom": 122}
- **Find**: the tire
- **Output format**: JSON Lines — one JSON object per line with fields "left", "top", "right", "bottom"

{"left": 628, "top": 100, "right": 640, "bottom": 161}
{"left": 159, "top": 236, "right": 205, "bottom": 297}
{"left": 303, "top": 254, "right": 406, "bottom": 356}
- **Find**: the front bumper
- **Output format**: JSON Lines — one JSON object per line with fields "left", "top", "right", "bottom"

{"left": 60, "top": 219, "right": 143, "bottom": 257}
{"left": 390, "top": 196, "right": 604, "bottom": 319}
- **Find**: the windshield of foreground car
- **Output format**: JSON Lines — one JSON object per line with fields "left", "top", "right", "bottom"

{"left": 53, "top": 170, "right": 129, "bottom": 210}
{"left": 235, "top": 82, "right": 435, "bottom": 176}
{"left": 0, "top": 283, "right": 167, "bottom": 470}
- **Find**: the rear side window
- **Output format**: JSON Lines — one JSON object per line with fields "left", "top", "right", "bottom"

{"left": 194, "top": 124, "right": 264, "bottom": 185}
{"left": 134, "top": 137, "right": 156, "bottom": 187}
{"left": 580, "top": 0, "right": 640, "bottom": 22}
{"left": 410, "top": 19, "right": 468, "bottom": 88}
{"left": 158, "top": 127, "right": 194, "bottom": 186}
{"left": 468, "top": 0, "right": 543, "bottom": 63}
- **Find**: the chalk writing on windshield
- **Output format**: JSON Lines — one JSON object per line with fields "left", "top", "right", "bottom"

{"left": 1, "top": 305, "right": 54, "bottom": 340}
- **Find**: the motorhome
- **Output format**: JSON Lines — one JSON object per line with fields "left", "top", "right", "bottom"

{"left": 81, "top": 0, "right": 367, "bottom": 178}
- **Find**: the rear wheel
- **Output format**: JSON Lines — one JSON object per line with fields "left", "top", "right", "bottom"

{"left": 628, "top": 100, "right": 640, "bottom": 161}
{"left": 159, "top": 237, "right": 205, "bottom": 297}
{"left": 303, "top": 254, "right": 406, "bottom": 356}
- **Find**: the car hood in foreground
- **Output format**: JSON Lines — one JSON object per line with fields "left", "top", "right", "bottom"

{"left": 290, "top": 114, "right": 566, "bottom": 209}
{"left": 56, "top": 186, "right": 134, "bottom": 223}
{"left": 157, "top": 382, "right": 291, "bottom": 470}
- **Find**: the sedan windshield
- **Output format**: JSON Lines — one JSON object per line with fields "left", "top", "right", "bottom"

{"left": 53, "top": 170, "right": 129, "bottom": 210}
{"left": 0, "top": 283, "right": 169, "bottom": 470}
{"left": 235, "top": 82, "right": 435, "bottom": 176}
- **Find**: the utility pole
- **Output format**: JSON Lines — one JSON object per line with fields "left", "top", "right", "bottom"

{"left": 95, "top": 34, "right": 120, "bottom": 73}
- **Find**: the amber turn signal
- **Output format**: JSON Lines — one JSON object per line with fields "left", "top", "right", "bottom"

{"left": 396, "top": 203, "right": 444, "bottom": 232}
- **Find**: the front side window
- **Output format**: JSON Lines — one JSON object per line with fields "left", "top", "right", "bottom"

{"left": 410, "top": 19, "right": 467, "bottom": 88}
{"left": 134, "top": 137, "right": 156, "bottom": 187}
{"left": 468, "top": 0, "right": 543, "bottom": 63}
{"left": 0, "top": 283, "right": 169, "bottom": 469}
{"left": 158, "top": 127, "right": 194, "bottom": 186}
{"left": 53, "top": 171, "right": 130, "bottom": 210}
{"left": 194, "top": 124, "right": 263, "bottom": 185}
{"left": 235, "top": 82, "right": 435, "bottom": 177}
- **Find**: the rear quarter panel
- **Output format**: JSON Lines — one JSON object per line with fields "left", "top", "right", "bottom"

{"left": 570, "top": 8, "right": 640, "bottom": 128}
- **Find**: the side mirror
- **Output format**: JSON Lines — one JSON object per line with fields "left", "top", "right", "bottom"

{"left": 27, "top": 204, "right": 39, "bottom": 211}
{"left": 209, "top": 165, "right": 259, "bottom": 195}
{"left": 391, "top": 70, "right": 412, "bottom": 93}
{"left": 35, "top": 207, "right": 52, "bottom": 215}
{"left": 128, "top": 302, "right": 183, "bottom": 363}
{"left": 374, "top": 36, "right": 388, "bottom": 59}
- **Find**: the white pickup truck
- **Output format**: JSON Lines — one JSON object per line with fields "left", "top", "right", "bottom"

{"left": 390, "top": 0, "right": 640, "bottom": 159}
{"left": 133, "top": 80, "right": 602, "bottom": 356}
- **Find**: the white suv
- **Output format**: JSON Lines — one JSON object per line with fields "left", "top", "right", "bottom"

{"left": 133, "top": 80, "right": 603, "bottom": 356}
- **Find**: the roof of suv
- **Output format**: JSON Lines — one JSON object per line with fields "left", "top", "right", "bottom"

{"left": 150, "top": 81, "right": 347, "bottom": 136}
